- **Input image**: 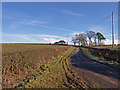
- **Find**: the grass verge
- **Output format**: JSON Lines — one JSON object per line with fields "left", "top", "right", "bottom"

{"left": 81, "top": 47, "right": 120, "bottom": 71}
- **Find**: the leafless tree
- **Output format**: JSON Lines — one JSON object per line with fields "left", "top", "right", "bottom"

{"left": 92, "top": 34, "right": 97, "bottom": 46}
{"left": 86, "top": 31, "right": 95, "bottom": 46}
{"left": 75, "top": 33, "right": 88, "bottom": 46}
{"left": 71, "top": 37, "right": 77, "bottom": 46}
{"left": 96, "top": 32, "right": 106, "bottom": 45}
{"left": 71, "top": 31, "right": 105, "bottom": 46}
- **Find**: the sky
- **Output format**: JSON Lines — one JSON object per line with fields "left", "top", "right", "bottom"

{"left": 2, "top": 2, "right": 118, "bottom": 44}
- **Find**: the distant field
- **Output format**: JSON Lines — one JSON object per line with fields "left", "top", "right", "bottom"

{"left": 2, "top": 44, "right": 65, "bottom": 53}
{"left": 2, "top": 44, "right": 70, "bottom": 88}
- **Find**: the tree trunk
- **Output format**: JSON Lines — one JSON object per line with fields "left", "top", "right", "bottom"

{"left": 95, "top": 37, "right": 97, "bottom": 45}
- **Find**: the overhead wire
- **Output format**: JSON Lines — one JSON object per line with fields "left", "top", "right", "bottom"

{"left": 90, "top": 12, "right": 118, "bottom": 29}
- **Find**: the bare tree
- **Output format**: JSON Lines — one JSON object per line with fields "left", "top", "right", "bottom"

{"left": 86, "top": 31, "right": 95, "bottom": 46}
{"left": 71, "top": 37, "right": 77, "bottom": 46}
{"left": 76, "top": 33, "right": 88, "bottom": 46}
{"left": 94, "top": 34, "right": 97, "bottom": 45}
{"left": 75, "top": 34, "right": 80, "bottom": 45}
{"left": 96, "top": 32, "right": 106, "bottom": 45}
{"left": 93, "top": 33, "right": 97, "bottom": 45}
{"left": 71, "top": 31, "right": 105, "bottom": 46}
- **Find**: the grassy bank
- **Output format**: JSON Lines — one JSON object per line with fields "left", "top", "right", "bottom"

{"left": 81, "top": 47, "right": 120, "bottom": 71}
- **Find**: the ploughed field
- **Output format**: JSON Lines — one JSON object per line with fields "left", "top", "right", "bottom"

{"left": 2, "top": 44, "right": 119, "bottom": 88}
{"left": 2, "top": 44, "right": 71, "bottom": 88}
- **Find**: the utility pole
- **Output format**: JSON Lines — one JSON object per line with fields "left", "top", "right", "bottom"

{"left": 112, "top": 12, "right": 114, "bottom": 48}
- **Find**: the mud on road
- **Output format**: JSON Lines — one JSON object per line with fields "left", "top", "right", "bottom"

{"left": 70, "top": 47, "right": 119, "bottom": 88}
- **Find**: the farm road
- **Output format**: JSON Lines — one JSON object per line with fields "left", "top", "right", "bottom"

{"left": 71, "top": 47, "right": 119, "bottom": 88}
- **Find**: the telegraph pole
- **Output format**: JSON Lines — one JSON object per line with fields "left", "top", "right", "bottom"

{"left": 112, "top": 12, "right": 114, "bottom": 48}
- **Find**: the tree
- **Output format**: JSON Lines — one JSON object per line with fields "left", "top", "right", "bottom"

{"left": 96, "top": 32, "right": 106, "bottom": 45}
{"left": 75, "top": 33, "right": 88, "bottom": 46}
{"left": 75, "top": 34, "right": 80, "bottom": 45}
{"left": 71, "top": 31, "right": 105, "bottom": 46}
{"left": 71, "top": 37, "right": 77, "bottom": 46}
{"left": 93, "top": 34, "right": 97, "bottom": 45}
{"left": 86, "top": 31, "right": 95, "bottom": 46}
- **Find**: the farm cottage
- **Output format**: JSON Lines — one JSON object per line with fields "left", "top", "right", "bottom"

{"left": 54, "top": 40, "right": 67, "bottom": 45}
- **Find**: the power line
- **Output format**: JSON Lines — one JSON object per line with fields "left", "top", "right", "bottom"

{"left": 91, "top": 15, "right": 111, "bottom": 29}
{"left": 90, "top": 12, "right": 118, "bottom": 29}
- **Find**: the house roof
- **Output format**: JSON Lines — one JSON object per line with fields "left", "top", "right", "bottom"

{"left": 58, "top": 40, "right": 66, "bottom": 43}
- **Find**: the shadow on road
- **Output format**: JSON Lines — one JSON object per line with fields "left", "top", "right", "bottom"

{"left": 71, "top": 48, "right": 119, "bottom": 80}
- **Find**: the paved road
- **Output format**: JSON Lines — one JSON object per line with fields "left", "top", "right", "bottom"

{"left": 71, "top": 47, "right": 119, "bottom": 88}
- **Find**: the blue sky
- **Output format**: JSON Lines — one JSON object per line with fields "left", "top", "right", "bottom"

{"left": 2, "top": 2, "right": 118, "bottom": 44}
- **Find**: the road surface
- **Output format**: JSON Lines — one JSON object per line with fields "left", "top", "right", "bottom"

{"left": 71, "top": 47, "right": 119, "bottom": 88}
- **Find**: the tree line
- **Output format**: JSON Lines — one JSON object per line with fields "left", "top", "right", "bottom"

{"left": 71, "top": 31, "right": 106, "bottom": 46}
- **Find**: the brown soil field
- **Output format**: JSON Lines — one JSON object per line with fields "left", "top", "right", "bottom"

{"left": 2, "top": 44, "right": 69, "bottom": 88}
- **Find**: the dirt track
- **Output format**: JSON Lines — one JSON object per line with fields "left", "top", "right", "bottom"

{"left": 71, "top": 47, "right": 119, "bottom": 88}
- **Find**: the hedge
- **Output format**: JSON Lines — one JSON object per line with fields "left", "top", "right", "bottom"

{"left": 81, "top": 46, "right": 120, "bottom": 63}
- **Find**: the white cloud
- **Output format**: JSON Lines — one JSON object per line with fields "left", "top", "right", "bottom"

{"left": 2, "top": 33, "right": 38, "bottom": 42}
{"left": 38, "top": 25, "right": 74, "bottom": 32}
{"left": 70, "top": 32, "right": 79, "bottom": 35}
{"left": 9, "top": 20, "right": 47, "bottom": 29}
{"left": 59, "top": 28, "right": 74, "bottom": 32}
{"left": 81, "top": 32, "right": 84, "bottom": 34}
{"left": 70, "top": 32, "right": 86, "bottom": 36}
{"left": 105, "top": 34, "right": 117, "bottom": 37}
{"left": 105, "top": 34, "right": 112, "bottom": 37}
{"left": 2, "top": 33, "right": 67, "bottom": 43}
{"left": 105, "top": 39, "right": 119, "bottom": 45}
{"left": 35, "top": 34, "right": 64, "bottom": 38}
{"left": 19, "top": 20, "right": 47, "bottom": 25}
{"left": 20, "top": 36, "right": 38, "bottom": 42}
{"left": 42, "top": 38, "right": 58, "bottom": 43}
{"left": 63, "top": 9, "right": 84, "bottom": 16}
{"left": 9, "top": 20, "right": 75, "bottom": 33}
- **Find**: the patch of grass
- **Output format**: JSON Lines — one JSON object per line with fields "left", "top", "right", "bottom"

{"left": 81, "top": 47, "right": 119, "bottom": 70}
{"left": 81, "top": 47, "right": 99, "bottom": 60}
